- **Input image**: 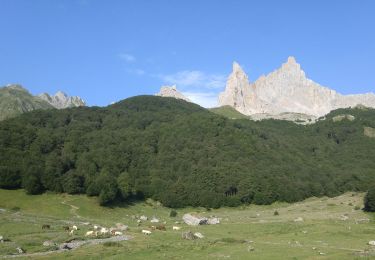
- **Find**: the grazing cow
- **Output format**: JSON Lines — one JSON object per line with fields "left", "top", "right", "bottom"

{"left": 100, "top": 227, "right": 109, "bottom": 234}
{"left": 369, "top": 241, "right": 375, "bottom": 246}
{"left": 142, "top": 230, "right": 152, "bottom": 235}
{"left": 172, "top": 226, "right": 181, "bottom": 230}
{"left": 69, "top": 230, "right": 74, "bottom": 236}
{"left": 114, "top": 231, "right": 123, "bottom": 236}
{"left": 72, "top": 225, "right": 78, "bottom": 231}
{"left": 93, "top": 225, "right": 99, "bottom": 230}
{"left": 156, "top": 225, "right": 166, "bottom": 231}
{"left": 85, "top": 231, "right": 94, "bottom": 236}
{"left": 42, "top": 224, "right": 50, "bottom": 229}
{"left": 63, "top": 226, "right": 70, "bottom": 231}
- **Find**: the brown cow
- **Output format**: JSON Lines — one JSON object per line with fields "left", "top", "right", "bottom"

{"left": 156, "top": 225, "right": 166, "bottom": 231}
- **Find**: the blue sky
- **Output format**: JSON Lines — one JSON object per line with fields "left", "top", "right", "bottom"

{"left": 0, "top": 0, "right": 374, "bottom": 107}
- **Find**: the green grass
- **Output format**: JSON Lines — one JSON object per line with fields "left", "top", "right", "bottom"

{"left": 0, "top": 189, "right": 374, "bottom": 259}
{"left": 209, "top": 106, "right": 250, "bottom": 119}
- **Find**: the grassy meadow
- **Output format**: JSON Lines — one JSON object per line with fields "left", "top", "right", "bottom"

{"left": 0, "top": 189, "right": 374, "bottom": 259}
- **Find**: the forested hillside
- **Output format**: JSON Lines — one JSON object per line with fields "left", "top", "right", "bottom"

{"left": 1, "top": 96, "right": 374, "bottom": 208}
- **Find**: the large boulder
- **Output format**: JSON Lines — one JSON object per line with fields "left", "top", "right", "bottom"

{"left": 182, "top": 214, "right": 208, "bottom": 226}
{"left": 116, "top": 223, "right": 128, "bottom": 231}
{"left": 182, "top": 231, "right": 197, "bottom": 240}
{"left": 194, "top": 232, "right": 204, "bottom": 239}
{"left": 150, "top": 217, "right": 160, "bottom": 223}
{"left": 207, "top": 217, "right": 220, "bottom": 225}
{"left": 43, "top": 240, "right": 55, "bottom": 247}
{"left": 294, "top": 217, "right": 304, "bottom": 222}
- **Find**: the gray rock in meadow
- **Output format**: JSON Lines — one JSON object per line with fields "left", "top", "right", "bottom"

{"left": 182, "top": 214, "right": 208, "bottom": 226}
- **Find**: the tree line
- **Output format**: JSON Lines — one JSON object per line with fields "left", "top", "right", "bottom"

{"left": 0, "top": 96, "right": 375, "bottom": 207}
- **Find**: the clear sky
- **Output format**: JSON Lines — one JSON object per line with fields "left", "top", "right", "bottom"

{"left": 1, "top": 0, "right": 374, "bottom": 107}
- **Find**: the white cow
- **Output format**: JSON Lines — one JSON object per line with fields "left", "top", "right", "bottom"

{"left": 69, "top": 230, "right": 74, "bottom": 235}
{"left": 369, "top": 241, "right": 375, "bottom": 246}
{"left": 114, "top": 231, "right": 123, "bottom": 236}
{"left": 172, "top": 226, "right": 181, "bottom": 230}
{"left": 100, "top": 227, "right": 109, "bottom": 234}
{"left": 93, "top": 225, "right": 99, "bottom": 230}
{"left": 72, "top": 225, "right": 78, "bottom": 231}
{"left": 85, "top": 231, "right": 94, "bottom": 236}
{"left": 142, "top": 230, "right": 152, "bottom": 235}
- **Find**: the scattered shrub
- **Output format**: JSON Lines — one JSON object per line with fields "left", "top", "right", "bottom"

{"left": 215, "top": 238, "right": 246, "bottom": 244}
{"left": 169, "top": 210, "right": 177, "bottom": 217}
{"left": 364, "top": 187, "right": 375, "bottom": 212}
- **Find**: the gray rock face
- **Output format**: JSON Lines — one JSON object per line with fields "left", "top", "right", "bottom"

{"left": 155, "top": 85, "right": 190, "bottom": 102}
{"left": 219, "top": 57, "right": 375, "bottom": 118}
{"left": 38, "top": 91, "right": 85, "bottom": 109}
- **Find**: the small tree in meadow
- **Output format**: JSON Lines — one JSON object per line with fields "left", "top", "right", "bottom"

{"left": 364, "top": 187, "right": 375, "bottom": 212}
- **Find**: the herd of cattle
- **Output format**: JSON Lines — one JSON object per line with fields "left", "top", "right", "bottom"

{"left": 40, "top": 222, "right": 183, "bottom": 238}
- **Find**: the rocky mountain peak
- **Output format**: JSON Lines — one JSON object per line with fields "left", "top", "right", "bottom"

{"left": 55, "top": 91, "right": 68, "bottom": 99}
{"left": 286, "top": 56, "right": 297, "bottom": 65}
{"left": 278, "top": 56, "right": 305, "bottom": 78}
{"left": 38, "top": 91, "right": 85, "bottom": 109}
{"left": 231, "top": 62, "right": 248, "bottom": 80}
{"left": 5, "top": 84, "right": 29, "bottom": 92}
{"left": 218, "top": 62, "right": 250, "bottom": 113}
{"left": 218, "top": 57, "right": 375, "bottom": 118}
{"left": 155, "top": 85, "right": 190, "bottom": 102}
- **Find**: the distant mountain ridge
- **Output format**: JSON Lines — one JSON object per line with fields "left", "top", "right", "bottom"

{"left": 0, "top": 84, "right": 85, "bottom": 121}
{"left": 219, "top": 57, "right": 375, "bottom": 118}
{"left": 39, "top": 91, "right": 85, "bottom": 109}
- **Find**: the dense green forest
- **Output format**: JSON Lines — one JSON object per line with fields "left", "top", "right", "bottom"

{"left": 1, "top": 96, "right": 375, "bottom": 208}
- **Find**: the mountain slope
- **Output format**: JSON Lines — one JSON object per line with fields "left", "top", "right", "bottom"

{"left": 1, "top": 95, "right": 375, "bottom": 207}
{"left": 0, "top": 85, "right": 54, "bottom": 121}
{"left": 210, "top": 106, "right": 250, "bottom": 119}
{"left": 0, "top": 84, "right": 86, "bottom": 121}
